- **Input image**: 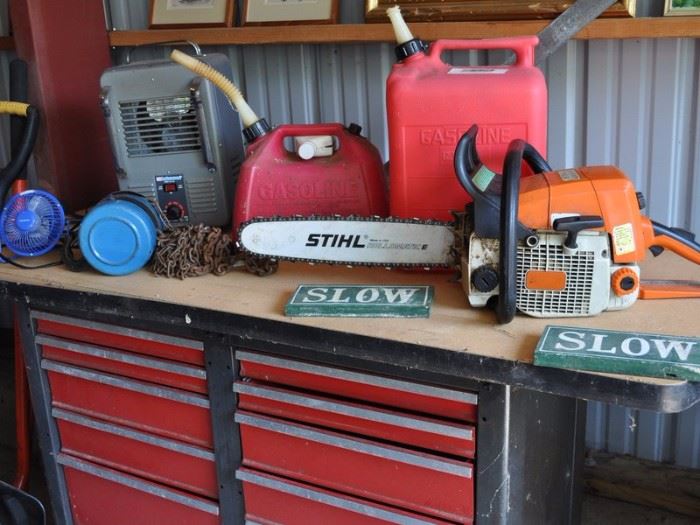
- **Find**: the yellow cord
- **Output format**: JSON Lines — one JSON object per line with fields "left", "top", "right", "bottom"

{"left": 170, "top": 50, "right": 260, "bottom": 128}
{"left": 0, "top": 101, "right": 30, "bottom": 117}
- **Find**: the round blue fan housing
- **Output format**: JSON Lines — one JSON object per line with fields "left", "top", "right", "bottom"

{"left": 79, "top": 198, "right": 159, "bottom": 276}
{"left": 0, "top": 189, "right": 65, "bottom": 256}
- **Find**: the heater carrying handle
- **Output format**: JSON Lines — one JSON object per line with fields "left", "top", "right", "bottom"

{"left": 125, "top": 40, "right": 202, "bottom": 64}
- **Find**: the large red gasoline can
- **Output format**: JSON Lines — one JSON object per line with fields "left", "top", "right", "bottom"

{"left": 233, "top": 123, "right": 388, "bottom": 236}
{"left": 387, "top": 36, "right": 547, "bottom": 221}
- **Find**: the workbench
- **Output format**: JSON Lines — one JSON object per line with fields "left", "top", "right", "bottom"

{"left": 1, "top": 252, "right": 698, "bottom": 525}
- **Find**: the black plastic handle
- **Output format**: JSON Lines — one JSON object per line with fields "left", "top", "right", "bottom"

{"left": 553, "top": 215, "right": 604, "bottom": 249}
{"left": 497, "top": 139, "right": 530, "bottom": 324}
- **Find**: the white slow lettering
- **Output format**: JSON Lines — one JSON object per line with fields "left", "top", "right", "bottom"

{"left": 383, "top": 288, "right": 418, "bottom": 304}
{"left": 652, "top": 340, "right": 696, "bottom": 362}
{"left": 554, "top": 331, "right": 587, "bottom": 351}
{"left": 356, "top": 288, "right": 380, "bottom": 303}
{"left": 302, "top": 288, "right": 328, "bottom": 303}
{"left": 328, "top": 288, "right": 351, "bottom": 303}
{"left": 588, "top": 334, "right": 617, "bottom": 354}
{"left": 621, "top": 337, "right": 650, "bottom": 357}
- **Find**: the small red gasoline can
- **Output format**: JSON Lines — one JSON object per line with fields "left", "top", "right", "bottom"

{"left": 387, "top": 36, "right": 547, "bottom": 221}
{"left": 232, "top": 123, "right": 388, "bottom": 236}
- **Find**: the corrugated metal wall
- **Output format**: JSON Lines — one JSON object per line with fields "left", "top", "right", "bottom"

{"left": 0, "top": 0, "right": 697, "bottom": 467}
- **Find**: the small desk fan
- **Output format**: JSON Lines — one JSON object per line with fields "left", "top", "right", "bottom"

{"left": 0, "top": 100, "right": 65, "bottom": 262}
{"left": 0, "top": 189, "right": 65, "bottom": 257}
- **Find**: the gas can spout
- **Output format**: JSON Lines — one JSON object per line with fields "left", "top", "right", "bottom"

{"left": 387, "top": 6, "right": 413, "bottom": 45}
{"left": 387, "top": 6, "right": 426, "bottom": 61}
{"left": 170, "top": 49, "right": 270, "bottom": 141}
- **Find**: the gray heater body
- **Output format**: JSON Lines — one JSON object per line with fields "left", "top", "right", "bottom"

{"left": 100, "top": 53, "right": 243, "bottom": 226}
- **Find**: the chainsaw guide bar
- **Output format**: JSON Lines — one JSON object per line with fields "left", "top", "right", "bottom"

{"left": 237, "top": 215, "right": 458, "bottom": 269}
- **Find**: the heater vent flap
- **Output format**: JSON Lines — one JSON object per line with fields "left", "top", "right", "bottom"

{"left": 119, "top": 96, "right": 202, "bottom": 158}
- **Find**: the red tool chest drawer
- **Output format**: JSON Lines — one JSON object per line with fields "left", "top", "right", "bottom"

{"left": 32, "top": 310, "right": 205, "bottom": 366}
{"left": 236, "top": 411, "right": 473, "bottom": 523}
{"left": 43, "top": 360, "right": 213, "bottom": 448}
{"left": 37, "top": 334, "right": 207, "bottom": 394}
{"left": 58, "top": 454, "right": 219, "bottom": 525}
{"left": 236, "top": 350, "right": 478, "bottom": 421}
{"left": 236, "top": 468, "right": 455, "bottom": 525}
{"left": 235, "top": 380, "right": 475, "bottom": 458}
{"left": 54, "top": 408, "right": 217, "bottom": 499}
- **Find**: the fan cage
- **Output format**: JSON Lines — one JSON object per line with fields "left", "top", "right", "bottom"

{"left": 0, "top": 190, "right": 65, "bottom": 257}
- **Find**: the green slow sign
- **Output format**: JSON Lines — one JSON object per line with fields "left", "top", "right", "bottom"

{"left": 534, "top": 326, "right": 700, "bottom": 381}
{"left": 285, "top": 284, "right": 434, "bottom": 318}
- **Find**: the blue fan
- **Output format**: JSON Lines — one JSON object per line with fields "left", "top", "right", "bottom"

{"left": 0, "top": 189, "right": 65, "bottom": 257}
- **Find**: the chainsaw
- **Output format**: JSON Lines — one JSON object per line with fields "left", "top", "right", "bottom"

{"left": 238, "top": 125, "right": 700, "bottom": 323}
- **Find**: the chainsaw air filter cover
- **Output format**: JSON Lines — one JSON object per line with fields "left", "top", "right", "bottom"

{"left": 79, "top": 193, "right": 163, "bottom": 276}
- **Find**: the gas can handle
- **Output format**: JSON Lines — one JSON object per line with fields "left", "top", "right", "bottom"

{"left": 272, "top": 123, "right": 347, "bottom": 152}
{"left": 428, "top": 36, "right": 538, "bottom": 67}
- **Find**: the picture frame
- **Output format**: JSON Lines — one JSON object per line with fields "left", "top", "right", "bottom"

{"left": 664, "top": 0, "right": 700, "bottom": 16}
{"left": 149, "top": 0, "right": 234, "bottom": 29}
{"left": 365, "top": 0, "right": 636, "bottom": 23}
{"left": 241, "top": 0, "right": 338, "bottom": 26}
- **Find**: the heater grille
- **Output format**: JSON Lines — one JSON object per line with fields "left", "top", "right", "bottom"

{"left": 119, "top": 96, "right": 202, "bottom": 158}
{"left": 516, "top": 243, "right": 595, "bottom": 316}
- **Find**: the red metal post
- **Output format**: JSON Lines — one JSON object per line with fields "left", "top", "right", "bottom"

{"left": 9, "top": 0, "right": 117, "bottom": 212}
{"left": 12, "top": 313, "right": 29, "bottom": 489}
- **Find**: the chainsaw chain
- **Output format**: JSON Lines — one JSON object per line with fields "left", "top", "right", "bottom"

{"left": 236, "top": 214, "right": 465, "bottom": 274}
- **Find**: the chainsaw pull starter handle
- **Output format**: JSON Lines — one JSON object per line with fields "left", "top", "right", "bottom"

{"left": 553, "top": 215, "right": 604, "bottom": 250}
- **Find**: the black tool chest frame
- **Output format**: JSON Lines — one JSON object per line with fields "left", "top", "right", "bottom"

{"left": 5, "top": 281, "right": 699, "bottom": 524}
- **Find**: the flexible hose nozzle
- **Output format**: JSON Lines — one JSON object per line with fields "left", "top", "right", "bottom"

{"left": 387, "top": 6, "right": 414, "bottom": 45}
{"left": 170, "top": 49, "right": 260, "bottom": 128}
{"left": 0, "top": 101, "right": 30, "bottom": 117}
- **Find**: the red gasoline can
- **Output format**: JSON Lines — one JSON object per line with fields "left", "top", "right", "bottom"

{"left": 387, "top": 36, "right": 547, "bottom": 221}
{"left": 233, "top": 123, "right": 388, "bottom": 236}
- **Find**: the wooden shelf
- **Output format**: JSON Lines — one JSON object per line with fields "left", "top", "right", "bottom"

{"left": 109, "top": 17, "right": 700, "bottom": 47}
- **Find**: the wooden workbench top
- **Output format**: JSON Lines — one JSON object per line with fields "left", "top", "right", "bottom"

{"left": 0, "top": 251, "right": 697, "bottom": 373}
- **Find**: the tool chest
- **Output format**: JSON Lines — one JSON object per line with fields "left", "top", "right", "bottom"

{"left": 235, "top": 350, "right": 478, "bottom": 524}
{"left": 30, "top": 311, "right": 220, "bottom": 524}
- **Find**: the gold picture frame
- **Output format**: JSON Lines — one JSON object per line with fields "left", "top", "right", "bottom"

{"left": 664, "top": 0, "right": 700, "bottom": 16}
{"left": 149, "top": 0, "right": 234, "bottom": 29}
{"left": 241, "top": 0, "right": 339, "bottom": 26}
{"left": 365, "top": 1, "right": 636, "bottom": 23}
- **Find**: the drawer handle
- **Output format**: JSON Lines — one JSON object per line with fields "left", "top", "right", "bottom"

{"left": 236, "top": 351, "right": 478, "bottom": 405}
{"left": 42, "top": 360, "right": 210, "bottom": 408}
{"left": 37, "top": 335, "right": 206, "bottom": 379}
{"left": 53, "top": 408, "right": 215, "bottom": 461}
{"left": 32, "top": 310, "right": 204, "bottom": 351}
{"left": 235, "top": 412, "right": 472, "bottom": 478}
{"left": 236, "top": 469, "right": 442, "bottom": 525}
{"left": 234, "top": 382, "right": 473, "bottom": 440}
{"left": 57, "top": 454, "right": 219, "bottom": 515}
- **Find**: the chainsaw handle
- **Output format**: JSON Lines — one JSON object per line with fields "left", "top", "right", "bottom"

{"left": 497, "top": 139, "right": 530, "bottom": 324}
{"left": 454, "top": 125, "right": 551, "bottom": 200}
{"left": 648, "top": 220, "right": 700, "bottom": 264}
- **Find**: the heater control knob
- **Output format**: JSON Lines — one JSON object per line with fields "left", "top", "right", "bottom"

{"left": 165, "top": 202, "right": 185, "bottom": 221}
{"left": 471, "top": 265, "right": 499, "bottom": 293}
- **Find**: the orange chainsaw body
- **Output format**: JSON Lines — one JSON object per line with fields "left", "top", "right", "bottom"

{"left": 517, "top": 166, "right": 699, "bottom": 266}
